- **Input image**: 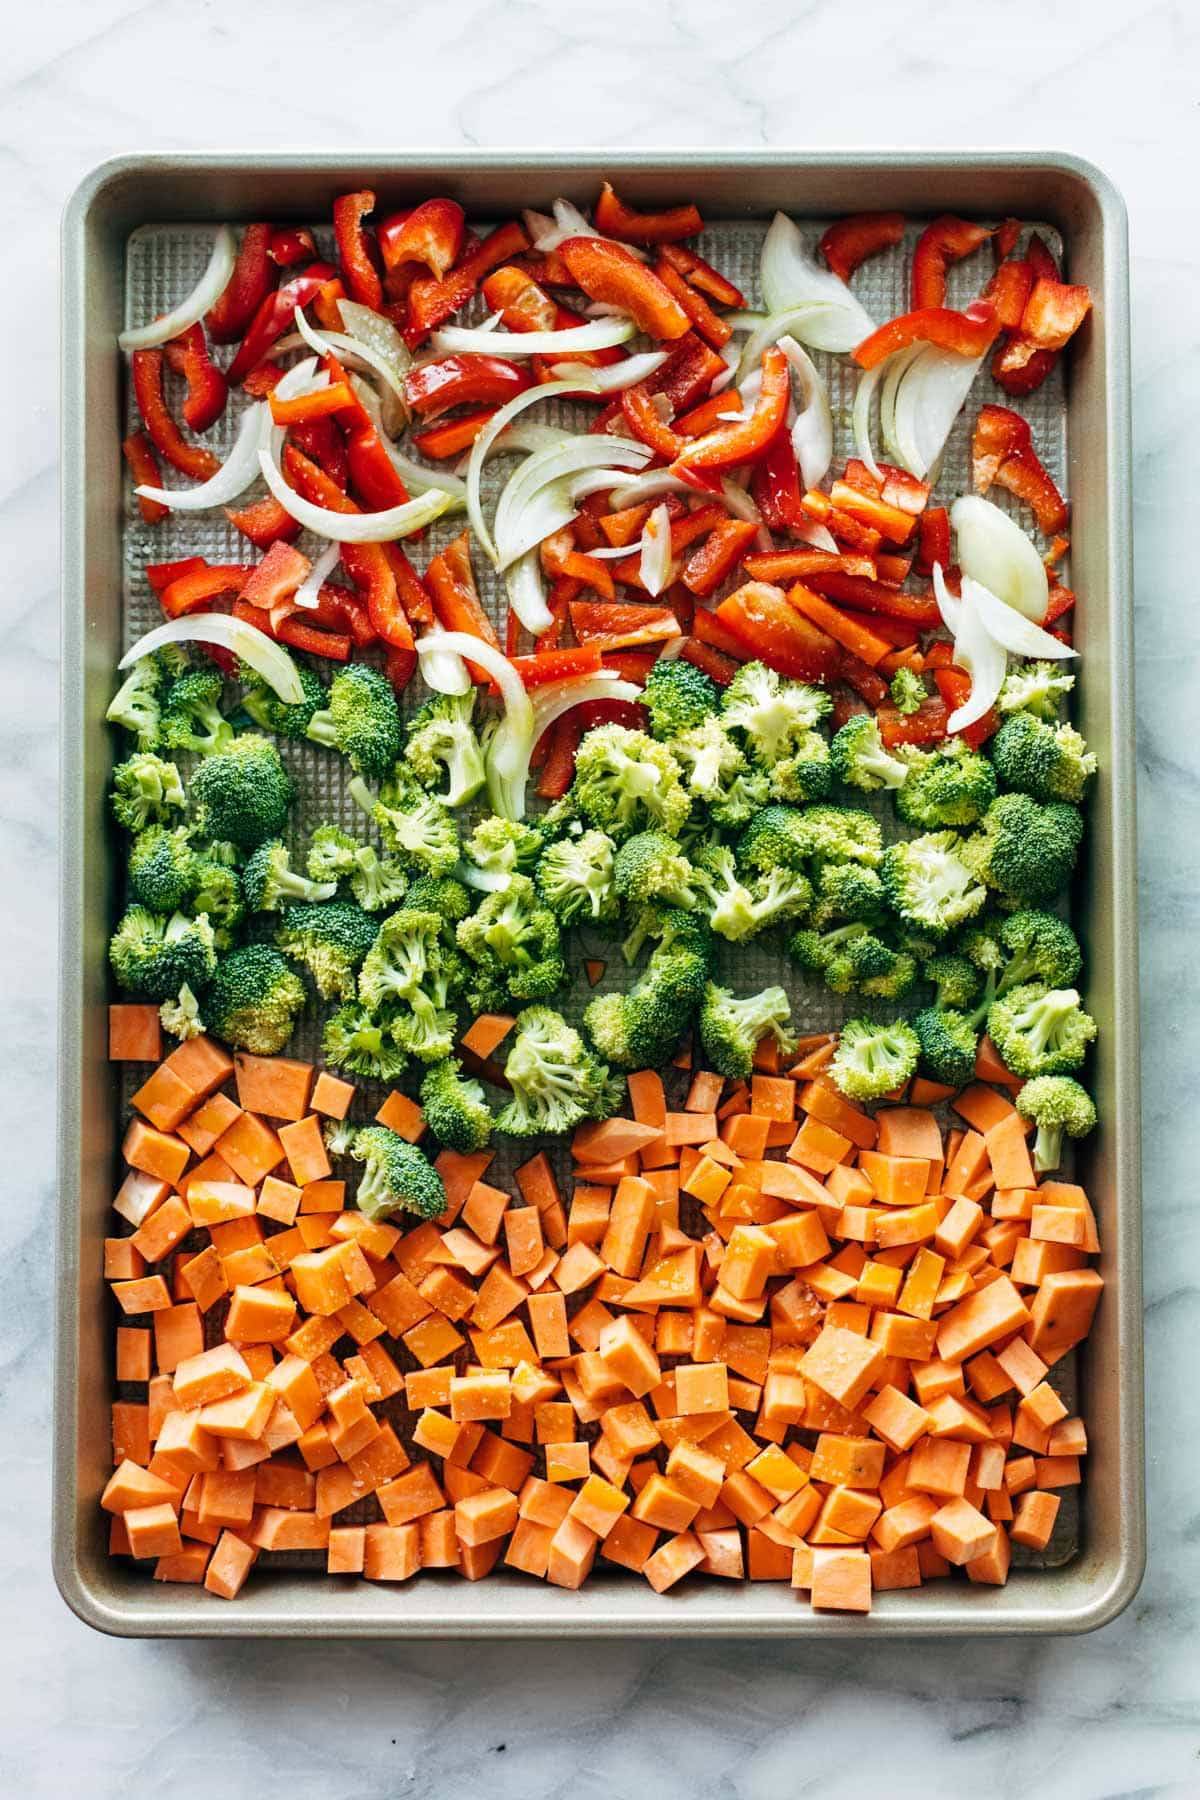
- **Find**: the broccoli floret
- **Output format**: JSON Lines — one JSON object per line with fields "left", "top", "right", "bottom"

{"left": 619, "top": 901, "right": 714, "bottom": 969}
{"left": 789, "top": 922, "right": 915, "bottom": 1000}
{"left": 159, "top": 983, "right": 205, "bottom": 1042}
{"left": 462, "top": 814, "right": 544, "bottom": 890}
{"left": 324, "top": 1117, "right": 359, "bottom": 1157}
{"left": 895, "top": 739, "right": 997, "bottom": 830}
{"left": 276, "top": 900, "right": 378, "bottom": 1000}
{"left": 962, "top": 793, "right": 1084, "bottom": 906}
{"left": 809, "top": 861, "right": 885, "bottom": 929}
{"left": 404, "top": 874, "right": 472, "bottom": 924}
{"left": 109, "top": 907, "right": 217, "bottom": 1001}
{"left": 158, "top": 668, "right": 234, "bottom": 759}
{"left": 642, "top": 658, "right": 719, "bottom": 740}
{"left": 189, "top": 857, "right": 245, "bottom": 948}
{"left": 348, "top": 844, "right": 409, "bottom": 913}
{"left": 350, "top": 1125, "right": 445, "bottom": 1222}
{"left": 206, "top": 943, "right": 306, "bottom": 1054}
{"left": 924, "top": 953, "right": 983, "bottom": 1011}
{"left": 402, "top": 688, "right": 486, "bottom": 807}
{"left": 106, "top": 652, "right": 179, "bottom": 750}
{"left": 882, "top": 831, "right": 987, "bottom": 939}
{"left": 996, "top": 910, "right": 1082, "bottom": 995}
{"left": 991, "top": 712, "right": 1097, "bottom": 806}
{"left": 241, "top": 840, "right": 337, "bottom": 913}
{"left": 959, "top": 918, "right": 1008, "bottom": 978}
{"left": 613, "top": 830, "right": 699, "bottom": 911}
{"left": 1016, "top": 1075, "right": 1097, "bottom": 1172}
{"left": 190, "top": 735, "right": 292, "bottom": 850}
{"left": 670, "top": 716, "right": 748, "bottom": 805}
{"left": 110, "top": 753, "right": 186, "bottom": 833}
{"left": 690, "top": 841, "right": 758, "bottom": 941}
{"left": 889, "top": 667, "right": 927, "bottom": 715}
{"left": 831, "top": 714, "right": 908, "bottom": 793}
{"left": 744, "top": 804, "right": 884, "bottom": 872}
{"left": 391, "top": 988, "right": 460, "bottom": 1063}
{"left": 306, "top": 825, "right": 359, "bottom": 885}
{"left": 698, "top": 982, "right": 796, "bottom": 1081}
{"left": 456, "top": 875, "right": 566, "bottom": 1003}
{"left": 497, "top": 1006, "right": 617, "bottom": 1137}
{"left": 722, "top": 660, "right": 832, "bottom": 765}
{"left": 987, "top": 983, "right": 1097, "bottom": 1079}
{"left": 998, "top": 662, "right": 1076, "bottom": 721}
{"left": 708, "top": 765, "right": 771, "bottom": 832}
{"left": 830, "top": 1016, "right": 920, "bottom": 1104}
{"left": 353, "top": 770, "right": 460, "bottom": 875}
{"left": 358, "top": 908, "right": 443, "bottom": 1012}
{"left": 768, "top": 731, "right": 833, "bottom": 804}
{"left": 307, "top": 664, "right": 403, "bottom": 782}
{"left": 584, "top": 941, "right": 708, "bottom": 1072}
{"left": 572, "top": 724, "right": 690, "bottom": 841}
{"left": 912, "top": 1005, "right": 979, "bottom": 1089}
{"left": 128, "top": 826, "right": 197, "bottom": 914}
{"left": 736, "top": 804, "right": 810, "bottom": 873}
{"left": 322, "top": 1002, "right": 409, "bottom": 1083}
{"left": 535, "top": 828, "right": 618, "bottom": 924}
{"left": 420, "top": 1058, "right": 495, "bottom": 1153}
{"left": 242, "top": 661, "right": 327, "bottom": 739}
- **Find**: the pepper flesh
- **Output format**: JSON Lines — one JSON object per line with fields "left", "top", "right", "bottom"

{"left": 163, "top": 323, "right": 228, "bottom": 433}
{"left": 280, "top": 445, "right": 415, "bottom": 657}
{"left": 206, "top": 223, "right": 275, "bottom": 344}
{"left": 405, "top": 354, "right": 531, "bottom": 420}
{"left": 671, "top": 344, "right": 789, "bottom": 472}
{"left": 225, "top": 262, "right": 337, "bottom": 385}
{"left": 130, "top": 349, "right": 221, "bottom": 481}
{"left": 593, "top": 181, "right": 703, "bottom": 245}
{"left": 558, "top": 238, "right": 691, "bottom": 341}
{"left": 379, "top": 198, "right": 466, "bottom": 281}
{"left": 852, "top": 301, "right": 1000, "bottom": 371}
{"left": 332, "top": 189, "right": 383, "bottom": 310}
{"left": 404, "top": 220, "right": 532, "bottom": 347}
{"left": 819, "top": 212, "right": 905, "bottom": 282}
{"left": 911, "top": 215, "right": 993, "bottom": 309}
{"left": 122, "top": 431, "right": 168, "bottom": 524}
{"left": 715, "top": 580, "right": 840, "bottom": 683}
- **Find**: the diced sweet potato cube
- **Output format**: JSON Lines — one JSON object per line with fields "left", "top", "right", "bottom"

{"left": 203, "top": 1530, "right": 256, "bottom": 1599}
{"left": 809, "top": 1546, "right": 871, "bottom": 1612}
{"left": 930, "top": 1496, "right": 996, "bottom": 1566}
{"left": 363, "top": 1521, "right": 420, "bottom": 1581}
{"left": 643, "top": 1530, "right": 705, "bottom": 1593}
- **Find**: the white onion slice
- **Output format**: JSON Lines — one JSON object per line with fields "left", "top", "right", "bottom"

{"left": 431, "top": 318, "right": 636, "bottom": 358}
{"left": 417, "top": 625, "right": 472, "bottom": 696}
{"left": 759, "top": 213, "right": 876, "bottom": 351}
{"left": 466, "top": 380, "right": 598, "bottom": 566}
{"left": 891, "top": 344, "right": 985, "bottom": 479}
{"left": 639, "top": 503, "right": 674, "bottom": 597}
{"left": 952, "top": 494, "right": 1049, "bottom": 623}
{"left": 530, "top": 674, "right": 641, "bottom": 740}
{"left": 548, "top": 351, "right": 669, "bottom": 393}
{"left": 569, "top": 464, "right": 657, "bottom": 505}
{"left": 258, "top": 441, "right": 453, "bottom": 542}
{"left": 417, "top": 632, "right": 533, "bottom": 817}
{"left": 506, "top": 550, "right": 554, "bottom": 635}
{"left": 880, "top": 344, "right": 923, "bottom": 465}
{"left": 932, "top": 562, "right": 963, "bottom": 635}
{"left": 293, "top": 541, "right": 340, "bottom": 611}
{"left": 962, "top": 576, "right": 1078, "bottom": 660}
{"left": 947, "top": 584, "right": 1008, "bottom": 733}
{"left": 349, "top": 376, "right": 466, "bottom": 503}
{"left": 118, "top": 611, "right": 305, "bottom": 703}
{"left": 279, "top": 311, "right": 410, "bottom": 435}
{"left": 493, "top": 438, "right": 651, "bottom": 571}
{"left": 777, "top": 335, "right": 833, "bottom": 491}
{"left": 485, "top": 422, "right": 577, "bottom": 461}
{"left": 735, "top": 305, "right": 843, "bottom": 381}
{"left": 790, "top": 518, "right": 839, "bottom": 553}
{"left": 119, "top": 226, "right": 237, "bottom": 352}
{"left": 852, "top": 359, "right": 887, "bottom": 483}
{"left": 134, "top": 401, "right": 265, "bottom": 512}
{"left": 523, "top": 198, "right": 648, "bottom": 260}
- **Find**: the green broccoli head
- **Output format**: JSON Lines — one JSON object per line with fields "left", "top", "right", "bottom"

{"left": 307, "top": 664, "right": 403, "bottom": 782}
{"left": 109, "top": 907, "right": 217, "bottom": 1002}
{"left": 998, "top": 662, "right": 1076, "bottom": 721}
{"left": 420, "top": 1057, "right": 495, "bottom": 1153}
{"left": 881, "top": 831, "right": 988, "bottom": 939}
{"left": 275, "top": 900, "right": 379, "bottom": 1000}
{"left": 809, "top": 861, "right": 885, "bottom": 930}
{"left": 613, "top": 830, "right": 699, "bottom": 911}
{"left": 708, "top": 764, "right": 771, "bottom": 832}
{"left": 986, "top": 984, "right": 1097, "bottom": 1079}
{"left": 670, "top": 717, "right": 748, "bottom": 805}
{"left": 361, "top": 769, "right": 460, "bottom": 875}
{"left": 189, "top": 856, "right": 245, "bottom": 948}
{"left": 391, "top": 987, "right": 460, "bottom": 1063}
{"left": 997, "top": 909, "right": 1082, "bottom": 995}
{"left": 348, "top": 844, "right": 409, "bottom": 914}
{"left": 404, "top": 873, "right": 472, "bottom": 924}
{"left": 572, "top": 724, "right": 690, "bottom": 841}
{"left": 456, "top": 875, "right": 566, "bottom": 1004}
{"left": 830, "top": 1016, "right": 920, "bottom": 1104}
{"left": 831, "top": 714, "right": 908, "bottom": 793}
{"left": 402, "top": 688, "right": 486, "bottom": 808}
{"left": 721, "top": 660, "right": 832, "bottom": 766}
{"left": 358, "top": 908, "right": 443, "bottom": 1011}
{"left": 322, "top": 1002, "right": 408, "bottom": 1083}
{"left": 242, "top": 839, "right": 338, "bottom": 912}
{"left": 241, "top": 661, "right": 327, "bottom": 740}
{"left": 350, "top": 1126, "right": 445, "bottom": 1222}
{"left": 619, "top": 900, "right": 714, "bottom": 969}
{"left": 128, "top": 826, "right": 198, "bottom": 914}
{"left": 190, "top": 735, "right": 293, "bottom": 850}
{"left": 895, "top": 739, "right": 997, "bottom": 830}
{"left": 535, "top": 828, "right": 619, "bottom": 924}
{"left": 641, "top": 657, "right": 719, "bottom": 740}
{"left": 991, "top": 712, "right": 1097, "bottom": 806}
{"left": 1016, "top": 1075, "right": 1097, "bottom": 1172}
{"left": 159, "top": 982, "right": 205, "bottom": 1042}
{"left": 924, "top": 953, "right": 983, "bottom": 1011}
{"left": 110, "top": 752, "right": 187, "bottom": 833}
{"left": 584, "top": 943, "right": 707, "bottom": 1071}
{"left": 690, "top": 841, "right": 758, "bottom": 942}
{"left": 497, "top": 1006, "right": 617, "bottom": 1137}
{"left": 789, "top": 922, "right": 914, "bottom": 1000}
{"left": 463, "top": 814, "right": 545, "bottom": 888}
{"left": 698, "top": 982, "right": 796, "bottom": 1081}
{"left": 912, "top": 1005, "right": 978, "bottom": 1089}
{"left": 768, "top": 731, "right": 833, "bottom": 804}
{"left": 306, "top": 825, "right": 359, "bottom": 885}
{"left": 889, "top": 666, "right": 927, "bottom": 715}
{"left": 158, "top": 668, "right": 234, "bottom": 759}
{"left": 962, "top": 793, "right": 1084, "bottom": 906}
{"left": 761, "top": 804, "right": 885, "bottom": 870}
{"left": 206, "top": 943, "right": 307, "bottom": 1054}
{"left": 735, "top": 804, "right": 810, "bottom": 874}
{"left": 106, "top": 651, "right": 182, "bottom": 751}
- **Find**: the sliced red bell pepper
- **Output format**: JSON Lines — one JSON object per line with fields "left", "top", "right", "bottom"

{"left": 481, "top": 264, "right": 560, "bottom": 333}
{"left": 680, "top": 635, "right": 739, "bottom": 686}
{"left": 799, "top": 491, "right": 883, "bottom": 557}
{"left": 840, "top": 607, "right": 919, "bottom": 649}
{"left": 558, "top": 238, "right": 691, "bottom": 341}
{"left": 658, "top": 243, "right": 745, "bottom": 309}
{"left": 971, "top": 403, "right": 1032, "bottom": 491}
{"left": 225, "top": 261, "right": 338, "bottom": 385}
{"left": 280, "top": 445, "right": 413, "bottom": 654}
{"left": 1017, "top": 279, "right": 1092, "bottom": 354}
{"left": 404, "top": 220, "right": 532, "bottom": 347}
{"left": 786, "top": 584, "right": 894, "bottom": 668}
{"left": 971, "top": 405, "right": 1068, "bottom": 533}
{"left": 652, "top": 256, "right": 731, "bottom": 348}
{"left": 425, "top": 530, "right": 501, "bottom": 661}
{"left": 853, "top": 301, "right": 1000, "bottom": 371}
{"left": 596, "top": 500, "right": 655, "bottom": 548}
{"left": 992, "top": 449, "right": 1069, "bottom": 536}
{"left": 993, "top": 218, "right": 1022, "bottom": 264}
{"left": 593, "top": 182, "right": 703, "bottom": 245}
{"left": 715, "top": 581, "right": 840, "bottom": 684}
{"left": 539, "top": 530, "right": 615, "bottom": 601}
{"left": 675, "top": 389, "right": 739, "bottom": 438}
{"left": 300, "top": 583, "right": 376, "bottom": 646}
{"left": 836, "top": 651, "right": 891, "bottom": 708}
{"left": 1044, "top": 584, "right": 1076, "bottom": 625}
{"left": 1027, "top": 233, "right": 1061, "bottom": 282}
{"left": 159, "top": 563, "right": 254, "bottom": 619}
{"left": 915, "top": 506, "right": 951, "bottom": 576}
{"left": 982, "top": 258, "right": 1033, "bottom": 331}
{"left": 276, "top": 617, "right": 352, "bottom": 662}
{"left": 405, "top": 354, "right": 531, "bottom": 420}
{"left": 146, "top": 556, "right": 204, "bottom": 594}
{"left": 268, "top": 226, "right": 317, "bottom": 268}
{"left": 288, "top": 416, "right": 349, "bottom": 490}
{"left": 345, "top": 426, "right": 411, "bottom": 512}
{"left": 877, "top": 696, "right": 950, "bottom": 747}
{"left": 268, "top": 381, "right": 357, "bottom": 426}
{"left": 743, "top": 549, "right": 875, "bottom": 584}
{"left": 163, "top": 323, "right": 228, "bottom": 433}
{"left": 621, "top": 386, "right": 685, "bottom": 461}
{"left": 692, "top": 603, "right": 755, "bottom": 661}
{"left": 507, "top": 646, "right": 604, "bottom": 688}
{"left": 121, "top": 432, "right": 167, "bottom": 524}
{"left": 332, "top": 190, "right": 383, "bottom": 310}
{"left": 312, "top": 278, "right": 348, "bottom": 332}
{"left": 671, "top": 345, "right": 789, "bottom": 474}
{"left": 610, "top": 502, "right": 726, "bottom": 588}
{"left": 874, "top": 553, "right": 913, "bottom": 586}
{"left": 537, "top": 713, "right": 584, "bottom": 800}
{"left": 226, "top": 493, "right": 302, "bottom": 551}
{"left": 574, "top": 698, "right": 649, "bottom": 734}
{"left": 842, "top": 458, "right": 931, "bottom": 516}
{"left": 238, "top": 540, "right": 312, "bottom": 613}
{"left": 826, "top": 479, "right": 916, "bottom": 547}
{"left": 799, "top": 568, "right": 941, "bottom": 628}
{"left": 130, "top": 350, "right": 221, "bottom": 481}
{"left": 818, "top": 212, "right": 905, "bottom": 283}
{"left": 992, "top": 341, "right": 1058, "bottom": 397}
{"left": 749, "top": 425, "right": 806, "bottom": 532}
{"left": 599, "top": 650, "right": 659, "bottom": 683}
{"left": 682, "top": 518, "right": 759, "bottom": 598}
{"left": 1045, "top": 535, "right": 1070, "bottom": 570}
{"left": 911, "top": 215, "right": 993, "bottom": 309}
{"left": 378, "top": 199, "right": 466, "bottom": 281}
{"left": 641, "top": 331, "right": 726, "bottom": 416}
{"left": 412, "top": 408, "right": 498, "bottom": 459}
{"left": 241, "top": 360, "right": 286, "bottom": 397}
{"left": 206, "top": 223, "right": 275, "bottom": 344}
{"left": 932, "top": 665, "right": 1000, "bottom": 747}
{"left": 569, "top": 602, "right": 682, "bottom": 649}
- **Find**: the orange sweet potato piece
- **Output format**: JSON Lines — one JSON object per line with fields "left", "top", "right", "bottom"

{"left": 233, "top": 1052, "right": 313, "bottom": 1121}
{"left": 109, "top": 1004, "right": 163, "bottom": 1063}
{"left": 460, "top": 1013, "right": 516, "bottom": 1059}
{"left": 277, "top": 1114, "right": 331, "bottom": 1187}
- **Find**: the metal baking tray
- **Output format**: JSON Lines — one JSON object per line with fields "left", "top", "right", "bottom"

{"left": 57, "top": 151, "right": 1143, "bottom": 1637}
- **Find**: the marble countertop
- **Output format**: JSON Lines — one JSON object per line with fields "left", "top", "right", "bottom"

{"left": 5, "top": 0, "right": 1195, "bottom": 1791}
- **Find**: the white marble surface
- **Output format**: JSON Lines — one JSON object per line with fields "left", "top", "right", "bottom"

{"left": 3, "top": 0, "right": 1196, "bottom": 1791}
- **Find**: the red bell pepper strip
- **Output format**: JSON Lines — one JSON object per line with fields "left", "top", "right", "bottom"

{"left": 1044, "top": 584, "right": 1076, "bottom": 625}
{"left": 672, "top": 345, "right": 789, "bottom": 474}
{"left": 298, "top": 583, "right": 376, "bottom": 646}
{"left": 971, "top": 403, "right": 1032, "bottom": 490}
{"left": 226, "top": 493, "right": 302, "bottom": 551}
{"left": 981, "top": 259, "right": 1033, "bottom": 331}
{"left": 681, "top": 518, "right": 759, "bottom": 598}
{"left": 332, "top": 190, "right": 383, "bottom": 310}
{"left": 932, "top": 665, "right": 1000, "bottom": 747}
{"left": 818, "top": 212, "right": 905, "bottom": 283}
{"left": 1027, "top": 233, "right": 1061, "bottom": 282}
{"left": 641, "top": 331, "right": 726, "bottom": 416}
{"left": 425, "top": 531, "right": 501, "bottom": 657}
{"left": 569, "top": 602, "right": 682, "bottom": 649}
{"left": 146, "top": 556, "right": 204, "bottom": 595}
{"left": 652, "top": 254, "right": 731, "bottom": 348}
{"left": 312, "top": 278, "right": 348, "bottom": 332}
{"left": 992, "top": 341, "right": 1057, "bottom": 397}
{"left": 610, "top": 502, "right": 726, "bottom": 589}
{"left": 593, "top": 181, "right": 703, "bottom": 245}
{"left": 914, "top": 505, "right": 951, "bottom": 576}
{"left": 276, "top": 617, "right": 352, "bottom": 662}
{"left": 911, "top": 215, "right": 993, "bottom": 310}
{"left": 596, "top": 500, "right": 655, "bottom": 547}
{"left": 574, "top": 699, "right": 650, "bottom": 734}
{"left": 836, "top": 650, "right": 891, "bottom": 708}
{"left": 621, "top": 386, "right": 685, "bottom": 461}
{"left": 412, "top": 408, "right": 498, "bottom": 459}
{"left": 799, "top": 569, "right": 941, "bottom": 628}
{"left": 507, "top": 646, "right": 604, "bottom": 688}
{"left": 378, "top": 199, "right": 466, "bottom": 281}
{"left": 206, "top": 223, "right": 275, "bottom": 344}
{"left": 744, "top": 549, "right": 875, "bottom": 584}
{"left": 268, "top": 381, "right": 357, "bottom": 426}
{"left": 748, "top": 425, "right": 805, "bottom": 532}
{"left": 716, "top": 581, "right": 840, "bottom": 684}
{"left": 841, "top": 457, "right": 931, "bottom": 516}
{"left": 692, "top": 603, "right": 754, "bottom": 661}
{"left": 241, "top": 360, "right": 286, "bottom": 397}
{"left": 558, "top": 238, "right": 691, "bottom": 341}
{"left": 826, "top": 479, "right": 916, "bottom": 547}
{"left": 991, "top": 448, "right": 1070, "bottom": 536}
{"left": 840, "top": 606, "right": 919, "bottom": 648}
{"left": 130, "top": 350, "right": 221, "bottom": 481}
{"left": 288, "top": 415, "right": 349, "bottom": 489}
{"left": 675, "top": 389, "right": 739, "bottom": 438}
{"left": 225, "top": 262, "right": 337, "bottom": 385}
{"left": 852, "top": 301, "right": 1000, "bottom": 371}
{"left": 786, "top": 583, "right": 894, "bottom": 668}
{"left": 403, "top": 219, "right": 532, "bottom": 347}
{"left": 877, "top": 553, "right": 914, "bottom": 586}
{"left": 680, "top": 635, "right": 739, "bottom": 686}
{"left": 599, "top": 650, "right": 659, "bottom": 683}
{"left": 382, "top": 544, "right": 434, "bottom": 627}
{"left": 799, "top": 490, "right": 883, "bottom": 556}
{"left": 121, "top": 432, "right": 168, "bottom": 524}
{"left": 539, "top": 530, "right": 616, "bottom": 601}
{"left": 346, "top": 427, "right": 411, "bottom": 512}
{"left": 159, "top": 563, "right": 254, "bottom": 619}
{"left": 877, "top": 696, "right": 950, "bottom": 748}
{"left": 993, "top": 218, "right": 1022, "bottom": 264}
{"left": 405, "top": 354, "right": 531, "bottom": 420}
{"left": 269, "top": 226, "right": 318, "bottom": 268}
{"left": 481, "top": 264, "right": 560, "bottom": 332}
{"left": 658, "top": 243, "right": 745, "bottom": 309}
{"left": 280, "top": 445, "right": 413, "bottom": 656}
{"left": 238, "top": 541, "right": 312, "bottom": 613}
{"left": 163, "top": 324, "right": 228, "bottom": 433}
{"left": 1017, "top": 279, "right": 1092, "bottom": 354}
{"left": 537, "top": 713, "right": 584, "bottom": 800}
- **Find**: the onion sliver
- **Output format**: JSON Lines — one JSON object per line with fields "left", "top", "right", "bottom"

{"left": 416, "top": 632, "right": 533, "bottom": 818}
{"left": 735, "top": 305, "right": 843, "bottom": 381}
{"left": 759, "top": 212, "right": 876, "bottom": 351}
{"left": 952, "top": 494, "right": 1049, "bottom": 623}
{"left": 852, "top": 359, "right": 886, "bottom": 483}
{"left": 432, "top": 318, "right": 636, "bottom": 358}
{"left": 639, "top": 503, "right": 674, "bottom": 596}
{"left": 880, "top": 344, "right": 923, "bottom": 465}
{"left": 258, "top": 442, "right": 453, "bottom": 542}
{"left": 135, "top": 401, "right": 264, "bottom": 512}
{"left": 948, "top": 585, "right": 1008, "bottom": 733}
{"left": 932, "top": 562, "right": 963, "bottom": 635}
{"left": 293, "top": 541, "right": 340, "bottom": 610}
{"left": 506, "top": 550, "right": 554, "bottom": 635}
{"left": 548, "top": 351, "right": 669, "bottom": 393}
{"left": 963, "top": 576, "right": 1078, "bottom": 660}
{"left": 119, "top": 612, "right": 305, "bottom": 704}
{"left": 417, "top": 626, "right": 472, "bottom": 696}
{"left": 778, "top": 334, "right": 833, "bottom": 491}
{"left": 493, "top": 437, "right": 651, "bottom": 571}
{"left": 466, "top": 380, "right": 599, "bottom": 566}
{"left": 119, "top": 226, "right": 237, "bottom": 352}
{"left": 891, "top": 343, "right": 984, "bottom": 479}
